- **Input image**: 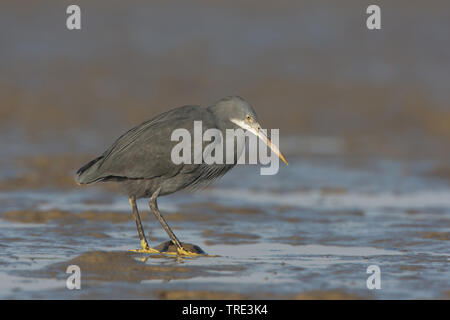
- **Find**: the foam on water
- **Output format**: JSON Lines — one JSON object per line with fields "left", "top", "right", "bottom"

{"left": 0, "top": 190, "right": 178, "bottom": 213}
{"left": 206, "top": 188, "right": 450, "bottom": 210}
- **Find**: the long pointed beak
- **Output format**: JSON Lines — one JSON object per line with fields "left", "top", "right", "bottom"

{"left": 251, "top": 124, "right": 288, "bottom": 165}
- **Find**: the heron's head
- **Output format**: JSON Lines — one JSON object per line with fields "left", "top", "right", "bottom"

{"left": 208, "top": 96, "right": 288, "bottom": 165}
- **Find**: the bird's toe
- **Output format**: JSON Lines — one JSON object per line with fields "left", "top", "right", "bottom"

{"left": 128, "top": 239, "right": 160, "bottom": 254}
{"left": 176, "top": 246, "right": 202, "bottom": 256}
{"left": 153, "top": 241, "right": 206, "bottom": 256}
{"left": 128, "top": 247, "right": 160, "bottom": 254}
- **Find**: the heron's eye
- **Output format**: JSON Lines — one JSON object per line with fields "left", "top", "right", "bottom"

{"left": 246, "top": 115, "right": 251, "bottom": 121}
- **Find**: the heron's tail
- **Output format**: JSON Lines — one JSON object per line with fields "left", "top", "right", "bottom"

{"left": 75, "top": 156, "right": 104, "bottom": 185}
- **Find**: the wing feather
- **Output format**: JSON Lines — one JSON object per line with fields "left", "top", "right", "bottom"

{"left": 93, "top": 105, "right": 217, "bottom": 180}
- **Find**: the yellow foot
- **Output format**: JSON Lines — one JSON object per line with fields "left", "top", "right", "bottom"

{"left": 129, "top": 247, "right": 160, "bottom": 254}
{"left": 176, "top": 246, "right": 202, "bottom": 257}
{"left": 152, "top": 241, "right": 206, "bottom": 256}
{"left": 128, "top": 239, "right": 160, "bottom": 254}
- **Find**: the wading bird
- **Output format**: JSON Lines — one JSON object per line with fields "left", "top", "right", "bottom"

{"left": 75, "top": 96, "right": 287, "bottom": 255}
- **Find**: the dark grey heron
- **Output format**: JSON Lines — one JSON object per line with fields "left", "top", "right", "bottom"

{"left": 75, "top": 96, "right": 287, "bottom": 256}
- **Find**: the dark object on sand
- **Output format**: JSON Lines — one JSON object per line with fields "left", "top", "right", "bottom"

{"left": 76, "top": 96, "right": 287, "bottom": 255}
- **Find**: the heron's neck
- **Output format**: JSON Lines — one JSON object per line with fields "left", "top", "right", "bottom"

{"left": 207, "top": 107, "right": 239, "bottom": 132}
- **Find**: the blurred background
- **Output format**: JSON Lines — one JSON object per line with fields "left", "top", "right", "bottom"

{"left": 0, "top": 0, "right": 449, "bottom": 299}
{"left": 1, "top": 0, "right": 450, "bottom": 182}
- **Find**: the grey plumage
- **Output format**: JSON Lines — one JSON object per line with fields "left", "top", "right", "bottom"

{"left": 75, "top": 96, "right": 285, "bottom": 255}
{"left": 76, "top": 96, "right": 256, "bottom": 198}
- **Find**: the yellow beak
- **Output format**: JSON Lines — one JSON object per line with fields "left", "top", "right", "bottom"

{"left": 251, "top": 124, "right": 288, "bottom": 165}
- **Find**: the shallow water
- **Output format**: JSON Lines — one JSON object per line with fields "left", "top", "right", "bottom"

{"left": 0, "top": 156, "right": 448, "bottom": 299}
{"left": 0, "top": 0, "right": 449, "bottom": 300}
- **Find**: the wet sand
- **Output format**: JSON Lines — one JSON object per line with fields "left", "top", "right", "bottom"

{"left": 1, "top": 0, "right": 450, "bottom": 299}
{"left": 0, "top": 158, "right": 449, "bottom": 299}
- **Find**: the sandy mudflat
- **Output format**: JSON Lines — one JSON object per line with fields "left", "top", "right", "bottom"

{"left": 0, "top": 158, "right": 449, "bottom": 299}
{"left": 1, "top": 0, "right": 450, "bottom": 299}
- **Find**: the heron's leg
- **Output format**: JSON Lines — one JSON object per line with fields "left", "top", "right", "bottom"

{"left": 149, "top": 188, "right": 200, "bottom": 256}
{"left": 129, "top": 196, "right": 159, "bottom": 254}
